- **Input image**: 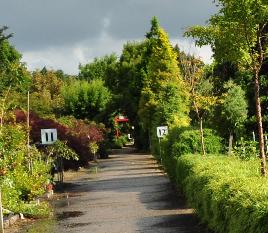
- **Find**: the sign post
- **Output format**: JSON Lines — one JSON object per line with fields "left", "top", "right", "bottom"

{"left": 41, "top": 129, "right": 59, "bottom": 185}
{"left": 156, "top": 126, "right": 168, "bottom": 164}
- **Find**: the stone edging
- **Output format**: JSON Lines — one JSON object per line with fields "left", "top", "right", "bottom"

{"left": 3, "top": 214, "right": 20, "bottom": 229}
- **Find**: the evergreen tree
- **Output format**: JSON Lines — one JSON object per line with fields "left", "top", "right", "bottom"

{"left": 138, "top": 17, "right": 190, "bottom": 152}
{"left": 222, "top": 81, "right": 248, "bottom": 155}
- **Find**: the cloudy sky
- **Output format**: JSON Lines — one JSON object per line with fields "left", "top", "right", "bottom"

{"left": 0, "top": 0, "right": 217, "bottom": 74}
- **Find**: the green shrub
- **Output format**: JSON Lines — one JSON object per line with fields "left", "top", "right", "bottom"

{"left": 18, "top": 202, "right": 51, "bottom": 218}
{"left": 161, "top": 127, "right": 223, "bottom": 160}
{"left": 61, "top": 79, "right": 111, "bottom": 119}
{"left": 160, "top": 126, "right": 268, "bottom": 233}
{"left": 159, "top": 127, "right": 223, "bottom": 181}
{"left": 112, "top": 135, "right": 128, "bottom": 149}
{"left": 0, "top": 125, "right": 51, "bottom": 217}
{"left": 233, "top": 137, "right": 258, "bottom": 160}
{"left": 0, "top": 160, "right": 51, "bottom": 217}
{"left": 112, "top": 138, "right": 122, "bottom": 149}
{"left": 171, "top": 128, "right": 223, "bottom": 156}
{"left": 172, "top": 154, "right": 268, "bottom": 233}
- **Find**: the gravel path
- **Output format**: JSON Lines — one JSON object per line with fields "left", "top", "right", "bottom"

{"left": 49, "top": 152, "right": 210, "bottom": 233}
{"left": 6, "top": 151, "right": 210, "bottom": 233}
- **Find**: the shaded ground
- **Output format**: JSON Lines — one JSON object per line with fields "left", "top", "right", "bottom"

{"left": 8, "top": 152, "right": 211, "bottom": 233}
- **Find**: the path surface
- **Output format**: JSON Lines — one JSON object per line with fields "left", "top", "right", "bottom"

{"left": 50, "top": 152, "right": 210, "bottom": 233}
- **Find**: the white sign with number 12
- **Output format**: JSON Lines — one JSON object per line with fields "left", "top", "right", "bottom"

{"left": 157, "top": 126, "right": 168, "bottom": 138}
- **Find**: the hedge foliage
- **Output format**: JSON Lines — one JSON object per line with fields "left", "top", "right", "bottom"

{"left": 162, "top": 153, "right": 268, "bottom": 233}
{"left": 163, "top": 127, "right": 223, "bottom": 157}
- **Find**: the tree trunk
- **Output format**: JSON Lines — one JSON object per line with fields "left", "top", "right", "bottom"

{"left": 193, "top": 99, "right": 206, "bottom": 157}
{"left": 254, "top": 69, "right": 267, "bottom": 176}
{"left": 200, "top": 117, "right": 206, "bottom": 157}
{"left": 228, "top": 131, "right": 233, "bottom": 156}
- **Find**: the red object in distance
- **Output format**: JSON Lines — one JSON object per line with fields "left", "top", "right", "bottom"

{"left": 115, "top": 116, "right": 129, "bottom": 123}
{"left": 114, "top": 116, "right": 129, "bottom": 137}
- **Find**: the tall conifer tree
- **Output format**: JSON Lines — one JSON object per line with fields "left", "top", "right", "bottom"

{"left": 138, "top": 17, "right": 190, "bottom": 151}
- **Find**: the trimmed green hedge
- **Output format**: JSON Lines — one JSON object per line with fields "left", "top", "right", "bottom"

{"left": 160, "top": 127, "right": 223, "bottom": 183}
{"left": 165, "top": 154, "right": 268, "bottom": 233}
{"left": 162, "top": 127, "right": 223, "bottom": 158}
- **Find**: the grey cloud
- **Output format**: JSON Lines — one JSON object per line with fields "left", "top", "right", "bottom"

{"left": 0, "top": 0, "right": 216, "bottom": 51}
{"left": 1, "top": 0, "right": 109, "bottom": 50}
{"left": 0, "top": 0, "right": 216, "bottom": 73}
{"left": 106, "top": 0, "right": 216, "bottom": 39}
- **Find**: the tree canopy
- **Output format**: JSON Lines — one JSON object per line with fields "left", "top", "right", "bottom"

{"left": 185, "top": 0, "right": 268, "bottom": 175}
{"left": 139, "top": 17, "right": 190, "bottom": 131}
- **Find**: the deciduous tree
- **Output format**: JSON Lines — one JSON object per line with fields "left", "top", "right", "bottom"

{"left": 62, "top": 79, "right": 111, "bottom": 120}
{"left": 185, "top": 0, "right": 268, "bottom": 176}
{"left": 179, "top": 54, "right": 217, "bottom": 156}
{"left": 0, "top": 27, "right": 31, "bottom": 127}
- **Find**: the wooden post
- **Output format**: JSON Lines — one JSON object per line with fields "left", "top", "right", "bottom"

{"left": 158, "top": 137, "right": 162, "bottom": 164}
{"left": 27, "top": 91, "right": 30, "bottom": 149}
{"left": 27, "top": 91, "right": 32, "bottom": 173}
{"left": 0, "top": 190, "right": 4, "bottom": 233}
{"left": 228, "top": 132, "right": 233, "bottom": 156}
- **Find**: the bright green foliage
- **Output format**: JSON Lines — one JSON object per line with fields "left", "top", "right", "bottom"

{"left": 185, "top": 0, "right": 268, "bottom": 66}
{"left": 0, "top": 124, "right": 50, "bottom": 216}
{"left": 0, "top": 29, "right": 51, "bottom": 217}
{"left": 173, "top": 155, "right": 268, "bottom": 233}
{"left": 15, "top": 202, "right": 50, "bottom": 218}
{"left": 89, "top": 141, "right": 99, "bottom": 154}
{"left": 44, "top": 140, "right": 79, "bottom": 183}
{"left": 0, "top": 37, "right": 31, "bottom": 94}
{"left": 0, "top": 30, "right": 31, "bottom": 125}
{"left": 160, "top": 122, "right": 268, "bottom": 233}
{"left": 28, "top": 70, "right": 65, "bottom": 116}
{"left": 222, "top": 81, "right": 248, "bottom": 133}
{"left": 116, "top": 41, "right": 148, "bottom": 119}
{"left": 45, "top": 140, "right": 79, "bottom": 162}
{"left": 185, "top": 0, "right": 268, "bottom": 175}
{"left": 179, "top": 53, "right": 218, "bottom": 156}
{"left": 0, "top": 125, "right": 26, "bottom": 172}
{"left": 162, "top": 127, "right": 223, "bottom": 159}
{"left": 139, "top": 17, "right": 190, "bottom": 132}
{"left": 138, "top": 17, "right": 190, "bottom": 155}
{"left": 220, "top": 81, "right": 248, "bottom": 155}
{"left": 62, "top": 79, "right": 111, "bottom": 120}
{"left": 233, "top": 137, "right": 258, "bottom": 160}
{"left": 78, "top": 54, "right": 118, "bottom": 87}
{"left": 111, "top": 135, "right": 128, "bottom": 149}
{"left": 106, "top": 41, "right": 151, "bottom": 150}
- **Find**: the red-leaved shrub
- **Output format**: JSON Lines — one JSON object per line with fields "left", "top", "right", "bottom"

{"left": 14, "top": 110, "right": 105, "bottom": 165}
